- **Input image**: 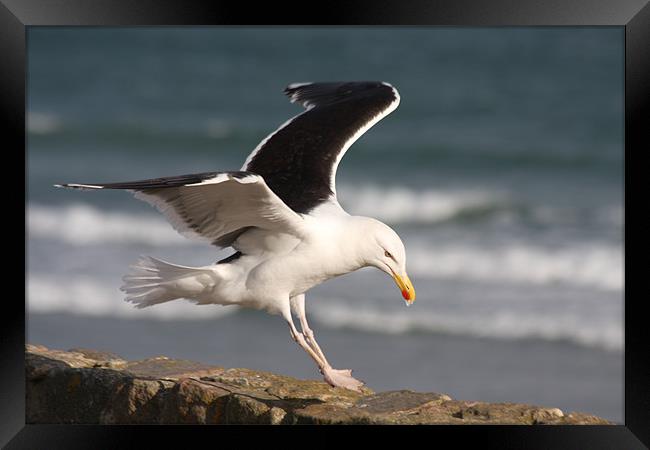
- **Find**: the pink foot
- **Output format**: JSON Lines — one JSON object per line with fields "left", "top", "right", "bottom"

{"left": 321, "top": 367, "right": 365, "bottom": 392}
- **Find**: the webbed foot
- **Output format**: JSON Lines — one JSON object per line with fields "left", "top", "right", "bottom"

{"left": 321, "top": 367, "right": 365, "bottom": 392}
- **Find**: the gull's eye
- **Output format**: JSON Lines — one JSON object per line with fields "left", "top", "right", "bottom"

{"left": 384, "top": 250, "right": 392, "bottom": 258}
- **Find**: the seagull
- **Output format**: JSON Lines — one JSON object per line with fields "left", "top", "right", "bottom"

{"left": 56, "top": 81, "right": 415, "bottom": 392}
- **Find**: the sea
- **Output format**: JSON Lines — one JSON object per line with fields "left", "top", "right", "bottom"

{"left": 26, "top": 27, "right": 624, "bottom": 422}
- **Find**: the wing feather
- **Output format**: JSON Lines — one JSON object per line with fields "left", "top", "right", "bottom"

{"left": 243, "top": 81, "right": 400, "bottom": 214}
{"left": 57, "top": 171, "right": 305, "bottom": 248}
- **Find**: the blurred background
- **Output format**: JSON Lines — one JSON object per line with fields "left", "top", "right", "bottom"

{"left": 26, "top": 28, "right": 623, "bottom": 422}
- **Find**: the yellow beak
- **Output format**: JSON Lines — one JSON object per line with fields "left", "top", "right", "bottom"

{"left": 391, "top": 270, "right": 416, "bottom": 305}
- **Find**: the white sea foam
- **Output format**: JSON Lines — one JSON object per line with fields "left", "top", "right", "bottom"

{"left": 339, "top": 184, "right": 624, "bottom": 228}
{"left": 407, "top": 241, "right": 623, "bottom": 291}
{"left": 26, "top": 273, "right": 622, "bottom": 351}
{"left": 338, "top": 184, "right": 509, "bottom": 224}
{"left": 31, "top": 188, "right": 501, "bottom": 246}
{"left": 29, "top": 183, "right": 622, "bottom": 246}
{"left": 28, "top": 186, "right": 511, "bottom": 246}
{"left": 204, "top": 118, "right": 233, "bottom": 139}
{"left": 309, "top": 301, "right": 623, "bottom": 352}
{"left": 530, "top": 204, "right": 624, "bottom": 228}
{"left": 28, "top": 202, "right": 622, "bottom": 291}
{"left": 28, "top": 203, "right": 190, "bottom": 246}
{"left": 28, "top": 112, "right": 63, "bottom": 134}
{"left": 27, "top": 275, "right": 236, "bottom": 320}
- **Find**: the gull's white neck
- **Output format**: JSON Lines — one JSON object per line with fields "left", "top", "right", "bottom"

{"left": 299, "top": 208, "right": 375, "bottom": 279}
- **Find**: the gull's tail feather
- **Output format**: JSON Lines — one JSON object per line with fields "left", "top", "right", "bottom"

{"left": 121, "top": 256, "right": 218, "bottom": 308}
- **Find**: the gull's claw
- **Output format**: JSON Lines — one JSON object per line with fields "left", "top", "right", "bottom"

{"left": 322, "top": 367, "right": 365, "bottom": 392}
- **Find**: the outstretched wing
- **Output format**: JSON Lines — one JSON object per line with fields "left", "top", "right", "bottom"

{"left": 242, "top": 81, "right": 400, "bottom": 214}
{"left": 56, "top": 171, "right": 305, "bottom": 248}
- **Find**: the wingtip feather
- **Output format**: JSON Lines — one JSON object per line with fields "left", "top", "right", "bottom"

{"left": 54, "top": 183, "right": 104, "bottom": 190}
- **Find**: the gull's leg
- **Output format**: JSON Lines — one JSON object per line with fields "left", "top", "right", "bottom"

{"left": 281, "top": 303, "right": 327, "bottom": 370}
{"left": 290, "top": 294, "right": 330, "bottom": 366}
{"left": 289, "top": 295, "right": 365, "bottom": 392}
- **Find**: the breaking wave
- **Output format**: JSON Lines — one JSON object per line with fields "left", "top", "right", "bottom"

{"left": 26, "top": 272, "right": 622, "bottom": 352}
{"left": 28, "top": 183, "right": 622, "bottom": 245}
{"left": 29, "top": 189, "right": 512, "bottom": 246}
{"left": 28, "top": 203, "right": 190, "bottom": 246}
{"left": 28, "top": 200, "right": 622, "bottom": 291}
{"left": 407, "top": 241, "right": 623, "bottom": 291}
{"left": 338, "top": 185, "right": 512, "bottom": 224}
{"left": 27, "top": 275, "right": 237, "bottom": 320}
{"left": 28, "top": 112, "right": 64, "bottom": 135}
{"left": 309, "top": 302, "right": 623, "bottom": 352}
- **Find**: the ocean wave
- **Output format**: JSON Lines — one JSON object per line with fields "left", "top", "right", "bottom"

{"left": 529, "top": 204, "right": 623, "bottom": 228}
{"left": 31, "top": 184, "right": 622, "bottom": 236}
{"left": 26, "top": 274, "right": 622, "bottom": 351}
{"left": 338, "top": 185, "right": 512, "bottom": 224}
{"left": 28, "top": 203, "right": 190, "bottom": 246}
{"left": 338, "top": 185, "right": 623, "bottom": 228}
{"left": 29, "top": 188, "right": 513, "bottom": 246}
{"left": 407, "top": 241, "right": 623, "bottom": 291}
{"left": 28, "top": 112, "right": 63, "bottom": 135}
{"left": 26, "top": 186, "right": 521, "bottom": 246}
{"left": 28, "top": 201, "right": 622, "bottom": 291}
{"left": 27, "top": 112, "right": 239, "bottom": 141}
{"left": 27, "top": 113, "right": 621, "bottom": 171}
{"left": 204, "top": 118, "right": 234, "bottom": 139}
{"left": 27, "top": 275, "right": 236, "bottom": 320}
{"left": 309, "top": 302, "right": 623, "bottom": 352}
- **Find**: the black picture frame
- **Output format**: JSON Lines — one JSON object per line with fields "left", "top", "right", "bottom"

{"left": 6, "top": 0, "right": 648, "bottom": 448}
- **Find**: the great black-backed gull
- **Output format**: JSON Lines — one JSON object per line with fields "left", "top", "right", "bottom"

{"left": 56, "top": 81, "right": 415, "bottom": 392}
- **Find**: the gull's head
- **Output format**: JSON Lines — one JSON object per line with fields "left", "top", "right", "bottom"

{"left": 354, "top": 217, "right": 416, "bottom": 305}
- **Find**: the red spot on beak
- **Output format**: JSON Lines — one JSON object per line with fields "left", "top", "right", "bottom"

{"left": 402, "top": 289, "right": 410, "bottom": 300}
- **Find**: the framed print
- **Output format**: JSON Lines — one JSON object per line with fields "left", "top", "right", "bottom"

{"left": 4, "top": 0, "right": 648, "bottom": 448}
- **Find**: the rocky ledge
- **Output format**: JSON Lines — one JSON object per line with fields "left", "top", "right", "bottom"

{"left": 26, "top": 344, "right": 610, "bottom": 425}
